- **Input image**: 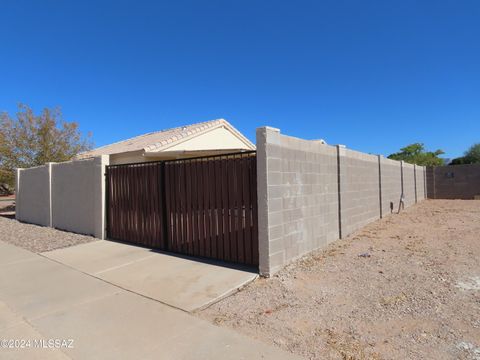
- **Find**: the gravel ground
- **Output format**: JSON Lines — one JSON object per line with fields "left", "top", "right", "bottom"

{"left": 198, "top": 200, "right": 480, "bottom": 360}
{"left": 0, "top": 216, "right": 97, "bottom": 253}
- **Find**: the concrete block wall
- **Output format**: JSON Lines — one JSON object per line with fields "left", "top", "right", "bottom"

{"left": 415, "top": 165, "right": 426, "bottom": 201}
{"left": 402, "top": 163, "right": 416, "bottom": 207}
{"left": 426, "top": 167, "right": 435, "bottom": 199}
{"left": 257, "top": 127, "right": 339, "bottom": 276}
{"left": 339, "top": 148, "right": 380, "bottom": 238}
{"left": 257, "top": 126, "right": 427, "bottom": 276}
{"left": 16, "top": 164, "right": 53, "bottom": 227}
{"left": 15, "top": 156, "right": 109, "bottom": 239}
{"left": 379, "top": 157, "right": 402, "bottom": 217}
{"left": 426, "top": 163, "right": 480, "bottom": 199}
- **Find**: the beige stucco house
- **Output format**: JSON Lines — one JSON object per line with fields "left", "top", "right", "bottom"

{"left": 77, "top": 119, "right": 255, "bottom": 165}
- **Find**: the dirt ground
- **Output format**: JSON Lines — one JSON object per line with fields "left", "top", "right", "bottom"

{"left": 198, "top": 200, "right": 480, "bottom": 360}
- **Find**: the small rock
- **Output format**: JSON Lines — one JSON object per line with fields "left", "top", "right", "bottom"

{"left": 358, "top": 252, "right": 371, "bottom": 258}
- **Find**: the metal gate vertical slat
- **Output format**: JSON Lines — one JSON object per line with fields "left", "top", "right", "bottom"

{"left": 106, "top": 152, "right": 258, "bottom": 267}
{"left": 186, "top": 160, "right": 193, "bottom": 256}
{"left": 209, "top": 159, "right": 217, "bottom": 259}
{"left": 214, "top": 158, "right": 224, "bottom": 261}
{"left": 221, "top": 157, "right": 230, "bottom": 262}
{"left": 197, "top": 160, "right": 205, "bottom": 257}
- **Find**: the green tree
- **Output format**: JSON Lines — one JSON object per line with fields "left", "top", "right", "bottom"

{"left": 0, "top": 104, "right": 92, "bottom": 188}
{"left": 450, "top": 143, "right": 480, "bottom": 165}
{"left": 387, "top": 143, "right": 445, "bottom": 166}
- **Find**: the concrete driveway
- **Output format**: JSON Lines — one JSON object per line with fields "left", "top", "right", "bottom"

{"left": 42, "top": 240, "right": 257, "bottom": 312}
{"left": 0, "top": 240, "right": 301, "bottom": 360}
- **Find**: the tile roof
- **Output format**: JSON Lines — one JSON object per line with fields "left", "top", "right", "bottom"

{"left": 77, "top": 119, "right": 254, "bottom": 159}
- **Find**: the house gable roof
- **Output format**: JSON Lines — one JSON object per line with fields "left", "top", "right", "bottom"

{"left": 77, "top": 119, "right": 255, "bottom": 159}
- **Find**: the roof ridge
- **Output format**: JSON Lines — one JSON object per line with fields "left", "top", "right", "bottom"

{"left": 143, "top": 119, "right": 229, "bottom": 152}
{"left": 78, "top": 118, "right": 225, "bottom": 156}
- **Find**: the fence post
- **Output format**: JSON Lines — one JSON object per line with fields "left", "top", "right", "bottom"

{"left": 414, "top": 164, "right": 418, "bottom": 203}
{"left": 94, "top": 155, "right": 110, "bottom": 240}
{"left": 47, "top": 162, "right": 54, "bottom": 227}
{"left": 378, "top": 155, "right": 383, "bottom": 218}
{"left": 256, "top": 126, "right": 281, "bottom": 277}
{"left": 400, "top": 160, "right": 404, "bottom": 197}
{"left": 424, "top": 166, "right": 427, "bottom": 200}
{"left": 15, "top": 168, "right": 22, "bottom": 220}
{"left": 336, "top": 145, "right": 345, "bottom": 239}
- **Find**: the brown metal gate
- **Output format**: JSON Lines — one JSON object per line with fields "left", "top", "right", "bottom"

{"left": 106, "top": 152, "right": 258, "bottom": 267}
{"left": 106, "top": 162, "right": 167, "bottom": 249}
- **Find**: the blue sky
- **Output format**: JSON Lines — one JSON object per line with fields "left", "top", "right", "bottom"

{"left": 1, "top": 0, "right": 479, "bottom": 159}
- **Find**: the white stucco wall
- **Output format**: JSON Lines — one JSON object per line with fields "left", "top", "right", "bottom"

{"left": 16, "top": 164, "right": 52, "bottom": 226}
{"left": 109, "top": 151, "right": 150, "bottom": 165}
{"left": 51, "top": 156, "right": 108, "bottom": 238}
{"left": 15, "top": 156, "right": 109, "bottom": 239}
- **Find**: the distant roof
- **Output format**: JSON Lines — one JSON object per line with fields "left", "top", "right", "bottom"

{"left": 77, "top": 119, "right": 255, "bottom": 158}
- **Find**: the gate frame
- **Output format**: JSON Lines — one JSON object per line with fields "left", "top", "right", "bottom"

{"left": 105, "top": 150, "right": 258, "bottom": 266}
{"left": 106, "top": 150, "right": 257, "bottom": 168}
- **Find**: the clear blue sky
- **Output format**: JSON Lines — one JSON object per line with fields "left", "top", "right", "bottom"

{"left": 1, "top": 1, "right": 479, "bottom": 159}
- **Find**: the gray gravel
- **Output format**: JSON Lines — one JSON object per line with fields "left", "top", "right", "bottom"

{"left": 0, "top": 216, "right": 97, "bottom": 253}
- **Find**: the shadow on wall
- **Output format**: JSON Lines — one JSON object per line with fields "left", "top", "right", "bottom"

{"left": 426, "top": 164, "right": 480, "bottom": 200}
{"left": 256, "top": 126, "right": 427, "bottom": 277}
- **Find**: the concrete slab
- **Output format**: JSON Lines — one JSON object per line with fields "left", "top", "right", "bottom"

{"left": 0, "top": 241, "right": 37, "bottom": 266}
{"left": 0, "top": 256, "right": 120, "bottom": 320}
{"left": 43, "top": 241, "right": 258, "bottom": 312}
{"left": 42, "top": 240, "right": 153, "bottom": 274}
{"left": 0, "top": 300, "right": 25, "bottom": 330}
{"left": 0, "top": 321, "right": 70, "bottom": 360}
{"left": 33, "top": 290, "right": 298, "bottom": 360}
{"left": 0, "top": 299, "right": 70, "bottom": 360}
{"left": 0, "top": 241, "right": 300, "bottom": 360}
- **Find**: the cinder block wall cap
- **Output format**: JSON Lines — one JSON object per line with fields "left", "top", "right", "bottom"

{"left": 263, "top": 126, "right": 281, "bottom": 133}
